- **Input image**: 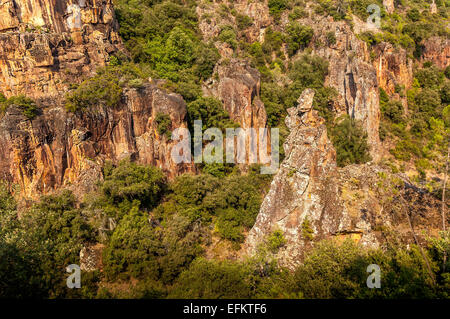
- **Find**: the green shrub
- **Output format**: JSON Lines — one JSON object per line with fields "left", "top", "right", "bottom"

{"left": 236, "top": 14, "right": 253, "bottom": 30}
{"left": 330, "top": 116, "right": 371, "bottom": 167}
{"left": 97, "top": 160, "right": 166, "bottom": 220}
{"left": 155, "top": 113, "right": 172, "bottom": 139}
{"left": 169, "top": 258, "right": 252, "bottom": 298}
{"left": 326, "top": 31, "right": 337, "bottom": 45}
{"left": 65, "top": 71, "right": 123, "bottom": 112}
{"left": 0, "top": 94, "right": 38, "bottom": 119}
{"left": 286, "top": 23, "right": 314, "bottom": 56}
{"left": 268, "top": 230, "right": 286, "bottom": 252}
{"left": 218, "top": 25, "right": 238, "bottom": 50}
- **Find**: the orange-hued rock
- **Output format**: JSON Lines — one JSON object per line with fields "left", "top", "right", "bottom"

{"left": 245, "top": 89, "right": 344, "bottom": 269}
{"left": 422, "top": 37, "right": 450, "bottom": 69}
{"left": 203, "top": 59, "right": 267, "bottom": 130}
{"left": 0, "top": 83, "right": 194, "bottom": 198}
{"left": 245, "top": 89, "right": 445, "bottom": 269}
{"left": 0, "top": 0, "right": 122, "bottom": 101}
{"left": 373, "top": 42, "right": 413, "bottom": 109}
{"left": 312, "top": 16, "right": 381, "bottom": 160}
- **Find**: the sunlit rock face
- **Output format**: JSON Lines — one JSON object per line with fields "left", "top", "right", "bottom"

{"left": 0, "top": 0, "right": 122, "bottom": 101}
{"left": 245, "top": 89, "right": 345, "bottom": 269}
{"left": 0, "top": 83, "right": 194, "bottom": 198}
{"left": 0, "top": 1, "right": 194, "bottom": 197}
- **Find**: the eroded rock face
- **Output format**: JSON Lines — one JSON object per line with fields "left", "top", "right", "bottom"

{"left": 0, "top": 83, "right": 193, "bottom": 198}
{"left": 203, "top": 59, "right": 267, "bottom": 130}
{"left": 245, "top": 89, "right": 344, "bottom": 269}
{"left": 312, "top": 16, "right": 381, "bottom": 161}
{"left": 0, "top": 0, "right": 122, "bottom": 101}
{"left": 245, "top": 89, "right": 444, "bottom": 269}
{"left": 422, "top": 37, "right": 450, "bottom": 69}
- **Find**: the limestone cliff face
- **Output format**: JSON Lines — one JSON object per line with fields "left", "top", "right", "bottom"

{"left": 0, "top": 0, "right": 121, "bottom": 101}
{"left": 0, "top": 1, "right": 194, "bottom": 197}
{"left": 0, "top": 83, "right": 193, "bottom": 198}
{"left": 422, "top": 37, "right": 450, "bottom": 69}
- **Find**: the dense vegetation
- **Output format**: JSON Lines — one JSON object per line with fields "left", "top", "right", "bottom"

{"left": 1, "top": 162, "right": 449, "bottom": 298}
{"left": 1, "top": 0, "right": 449, "bottom": 299}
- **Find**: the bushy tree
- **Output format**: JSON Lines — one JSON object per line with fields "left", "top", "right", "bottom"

{"left": 330, "top": 116, "right": 371, "bottom": 167}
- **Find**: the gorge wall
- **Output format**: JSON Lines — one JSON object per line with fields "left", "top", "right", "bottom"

{"left": 0, "top": 0, "right": 194, "bottom": 197}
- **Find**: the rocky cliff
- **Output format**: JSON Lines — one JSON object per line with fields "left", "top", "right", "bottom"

{"left": 245, "top": 89, "right": 444, "bottom": 269}
{"left": 0, "top": 0, "right": 121, "bottom": 102}
{"left": 0, "top": 0, "right": 194, "bottom": 197}
{"left": 0, "top": 83, "right": 193, "bottom": 198}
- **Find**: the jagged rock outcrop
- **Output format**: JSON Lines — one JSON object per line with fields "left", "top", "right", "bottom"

{"left": 313, "top": 17, "right": 381, "bottom": 160}
{"left": 203, "top": 59, "right": 267, "bottom": 130}
{"left": 0, "top": 0, "right": 121, "bottom": 101}
{"left": 245, "top": 89, "right": 445, "bottom": 269}
{"left": 245, "top": 89, "right": 345, "bottom": 269}
{"left": 383, "top": 0, "right": 395, "bottom": 14}
{"left": 0, "top": 83, "right": 193, "bottom": 198}
{"left": 80, "top": 243, "right": 104, "bottom": 272}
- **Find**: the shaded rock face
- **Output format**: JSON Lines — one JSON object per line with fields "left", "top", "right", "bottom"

{"left": 245, "top": 89, "right": 345, "bottom": 269}
{"left": 312, "top": 17, "right": 381, "bottom": 160}
{"left": 422, "top": 37, "right": 450, "bottom": 69}
{"left": 0, "top": 83, "right": 193, "bottom": 198}
{"left": 0, "top": 0, "right": 121, "bottom": 101}
{"left": 203, "top": 59, "right": 267, "bottom": 130}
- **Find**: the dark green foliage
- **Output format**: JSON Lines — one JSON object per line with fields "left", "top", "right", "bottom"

{"left": 218, "top": 25, "right": 238, "bottom": 50}
{"left": 286, "top": 23, "right": 314, "bottom": 56}
{"left": 382, "top": 100, "right": 404, "bottom": 124}
{"left": 65, "top": 64, "right": 145, "bottom": 112}
{"left": 236, "top": 13, "right": 253, "bottom": 30}
{"left": 268, "top": 0, "right": 289, "bottom": 20}
{"left": 326, "top": 31, "right": 337, "bottom": 45}
{"left": 115, "top": 0, "right": 219, "bottom": 101}
{"left": 155, "top": 113, "right": 172, "bottom": 139}
{"left": 156, "top": 172, "right": 267, "bottom": 245}
{"left": 330, "top": 116, "right": 371, "bottom": 167}
{"left": 103, "top": 204, "right": 164, "bottom": 280}
{"left": 99, "top": 160, "right": 166, "bottom": 218}
{"left": 169, "top": 258, "right": 252, "bottom": 298}
{"left": 187, "top": 97, "right": 237, "bottom": 130}
{"left": 415, "top": 66, "right": 445, "bottom": 89}
{"left": 268, "top": 230, "right": 286, "bottom": 252}
{"left": 0, "top": 94, "right": 38, "bottom": 119}
{"left": 407, "top": 8, "right": 421, "bottom": 22}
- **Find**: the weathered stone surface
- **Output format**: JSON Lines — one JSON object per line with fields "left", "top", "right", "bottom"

{"left": 80, "top": 243, "right": 104, "bottom": 272}
{"left": 312, "top": 17, "right": 381, "bottom": 160}
{"left": 245, "top": 89, "right": 344, "bottom": 269}
{"left": 422, "top": 37, "right": 450, "bottom": 69}
{"left": 373, "top": 42, "right": 413, "bottom": 110}
{"left": 383, "top": 0, "right": 395, "bottom": 14}
{"left": 0, "top": 83, "right": 194, "bottom": 198}
{"left": 245, "top": 89, "right": 445, "bottom": 269}
{"left": 0, "top": 0, "right": 122, "bottom": 101}
{"left": 203, "top": 59, "right": 267, "bottom": 130}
